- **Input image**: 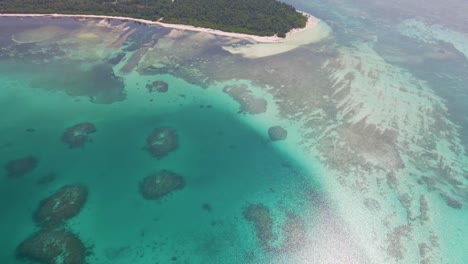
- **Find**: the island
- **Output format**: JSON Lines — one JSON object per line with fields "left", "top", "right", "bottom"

{"left": 0, "top": 0, "right": 307, "bottom": 37}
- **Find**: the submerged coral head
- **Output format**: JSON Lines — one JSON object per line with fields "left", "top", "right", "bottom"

{"left": 139, "top": 170, "right": 185, "bottom": 200}
{"left": 268, "top": 126, "right": 288, "bottom": 141}
{"left": 144, "top": 127, "right": 178, "bottom": 158}
{"left": 61, "top": 122, "right": 97, "bottom": 148}
{"left": 243, "top": 203, "right": 274, "bottom": 249}
{"left": 146, "top": 80, "right": 169, "bottom": 93}
{"left": 16, "top": 229, "right": 88, "bottom": 264}
{"left": 5, "top": 156, "right": 38, "bottom": 178}
{"left": 34, "top": 184, "right": 88, "bottom": 227}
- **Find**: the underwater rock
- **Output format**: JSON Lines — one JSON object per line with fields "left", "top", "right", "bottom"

{"left": 280, "top": 213, "right": 307, "bottom": 252}
{"left": 243, "top": 203, "right": 274, "bottom": 249}
{"left": 146, "top": 81, "right": 169, "bottom": 93}
{"left": 144, "top": 127, "right": 178, "bottom": 158}
{"left": 139, "top": 170, "right": 185, "bottom": 200}
{"left": 16, "top": 229, "right": 87, "bottom": 264}
{"left": 223, "top": 84, "right": 267, "bottom": 114}
{"left": 61, "top": 122, "right": 96, "bottom": 148}
{"left": 5, "top": 156, "right": 38, "bottom": 178}
{"left": 34, "top": 185, "right": 88, "bottom": 227}
{"left": 440, "top": 193, "right": 462, "bottom": 209}
{"left": 268, "top": 126, "right": 288, "bottom": 141}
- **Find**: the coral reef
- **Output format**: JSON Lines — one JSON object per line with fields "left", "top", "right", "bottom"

{"left": 144, "top": 127, "right": 178, "bottom": 158}
{"left": 16, "top": 229, "right": 87, "bottom": 264}
{"left": 243, "top": 203, "right": 274, "bottom": 249}
{"left": 34, "top": 185, "right": 88, "bottom": 227}
{"left": 280, "top": 212, "right": 307, "bottom": 252}
{"left": 268, "top": 126, "right": 288, "bottom": 141}
{"left": 440, "top": 193, "right": 462, "bottom": 209}
{"left": 139, "top": 170, "right": 185, "bottom": 200}
{"left": 5, "top": 156, "right": 38, "bottom": 178}
{"left": 61, "top": 122, "right": 96, "bottom": 148}
{"left": 146, "top": 80, "right": 169, "bottom": 93}
{"left": 223, "top": 84, "right": 267, "bottom": 114}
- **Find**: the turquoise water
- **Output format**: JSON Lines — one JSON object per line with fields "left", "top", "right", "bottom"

{"left": 0, "top": 28, "right": 320, "bottom": 262}
{"left": 1, "top": 0, "right": 468, "bottom": 263}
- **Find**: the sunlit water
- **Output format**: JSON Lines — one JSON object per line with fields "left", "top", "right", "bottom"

{"left": 1, "top": 0, "right": 467, "bottom": 263}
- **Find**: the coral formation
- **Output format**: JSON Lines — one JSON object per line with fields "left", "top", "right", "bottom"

{"left": 61, "top": 122, "right": 96, "bottom": 148}
{"left": 144, "top": 127, "right": 178, "bottom": 158}
{"left": 243, "top": 203, "right": 274, "bottom": 249}
{"left": 268, "top": 126, "right": 288, "bottom": 141}
{"left": 34, "top": 185, "right": 88, "bottom": 227}
{"left": 146, "top": 80, "right": 169, "bottom": 93}
{"left": 280, "top": 212, "right": 307, "bottom": 252}
{"left": 440, "top": 193, "right": 462, "bottom": 209}
{"left": 5, "top": 156, "right": 38, "bottom": 178}
{"left": 139, "top": 170, "right": 185, "bottom": 200}
{"left": 16, "top": 229, "right": 87, "bottom": 264}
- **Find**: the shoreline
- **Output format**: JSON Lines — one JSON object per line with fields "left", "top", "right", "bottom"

{"left": 0, "top": 13, "right": 319, "bottom": 44}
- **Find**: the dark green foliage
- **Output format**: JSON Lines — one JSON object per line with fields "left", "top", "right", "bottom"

{"left": 0, "top": 0, "right": 307, "bottom": 37}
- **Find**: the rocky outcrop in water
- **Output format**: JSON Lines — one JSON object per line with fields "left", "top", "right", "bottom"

{"left": 144, "top": 127, "right": 178, "bottom": 159}
{"left": 146, "top": 80, "right": 169, "bottom": 93}
{"left": 268, "top": 126, "right": 288, "bottom": 141}
{"left": 4, "top": 156, "right": 38, "bottom": 178}
{"left": 139, "top": 170, "right": 185, "bottom": 200}
{"left": 61, "top": 122, "right": 96, "bottom": 148}
{"left": 243, "top": 203, "right": 274, "bottom": 249}
{"left": 34, "top": 185, "right": 88, "bottom": 227}
{"left": 16, "top": 229, "right": 88, "bottom": 264}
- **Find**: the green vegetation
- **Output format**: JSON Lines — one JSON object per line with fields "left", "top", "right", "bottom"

{"left": 0, "top": 0, "right": 307, "bottom": 37}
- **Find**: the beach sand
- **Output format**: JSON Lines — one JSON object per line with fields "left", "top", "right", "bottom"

{"left": 222, "top": 18, "right": 331, "bottom": 58}
{"left": 0, "top": 12, "right": 321, "bottom": 43}
{"left": 0, "top": 12, "right": 330, "bottom": 59}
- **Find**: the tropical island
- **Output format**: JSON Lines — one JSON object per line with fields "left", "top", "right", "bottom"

{"left": 0, "top": 0, "right": 307, "bottom": 37}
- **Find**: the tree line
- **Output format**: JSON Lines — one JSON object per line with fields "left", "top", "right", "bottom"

{"left": 0, "top": 0, "right": 307, "bottom": 37}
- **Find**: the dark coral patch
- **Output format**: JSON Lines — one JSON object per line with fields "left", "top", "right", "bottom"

{"left": 146, "top": 81, "right": 169, "bottom": 93}
{"left": 5, "top": 156, "right": 38, "bottom": 178}
{"left": 34, "top": 185, "right": 88, "bottom": 227}
{"left": 16, "top": 229, "right": 87, "bottom": 264}
{"left": 280, "top": 213, "right": 307, "bottom": 252}
{"left": 139, "top": 170, "right": 185, "bottom": 200}
{"left": 268, "top": 126, "right": 288, "bottom": 141}
{"left": 61, "top": 122, "right": 96, "bottom": 148}
{"left": 202, "top": 203, "right": 212, "bottom": 213}
{"left": 144, "top": 127, "right": 178, "bottom": 158}
{"left": 440, "top": 193, "right": 462, "bottom": 209}
{"left": 243, "top": 203, "right": 274, "bottom": 249}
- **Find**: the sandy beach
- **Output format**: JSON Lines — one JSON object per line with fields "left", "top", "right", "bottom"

{"left": 0, "top": 13, "right": 319, "bottom": 44}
